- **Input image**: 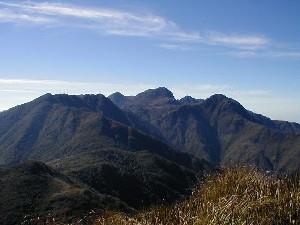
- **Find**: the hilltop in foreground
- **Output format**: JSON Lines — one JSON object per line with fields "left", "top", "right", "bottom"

{"left": 25, "top": 168, "right": 300, "bottom": 225}
{"left": 98, "top": 168, "right": 300, "bottom": 225}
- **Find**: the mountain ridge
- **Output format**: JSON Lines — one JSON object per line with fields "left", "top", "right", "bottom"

{"left": 109, "top": 87, "right": 300, "bottom": 171}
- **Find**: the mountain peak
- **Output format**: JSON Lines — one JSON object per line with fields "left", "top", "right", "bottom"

{"left": 108, "top": 92, "right": 126, "bottom": 107}
{"left": 207, "top": 94, "right": 228, "bottom": 102}
{"left": 206, "top": 94, "right": 245, "bottom": 109}
{"left": 136, "top": 87, "right": 174, "bottom": 100}
{"left": 179, "top": 96, "right": 204, "bottom": 105}
{"left": 204, "top": 94, "right": 251, "bottom": 117}
{"left": 109, "top": 92, "right": 124, "bottom": 98}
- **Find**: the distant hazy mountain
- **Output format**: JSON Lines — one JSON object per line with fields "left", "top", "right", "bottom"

{"left": 109, "top": 87, "right": 300, "bottom": 172}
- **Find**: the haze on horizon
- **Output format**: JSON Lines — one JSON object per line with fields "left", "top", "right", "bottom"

{"left": 0, "top": 0, "right": 299, "bottom": 122}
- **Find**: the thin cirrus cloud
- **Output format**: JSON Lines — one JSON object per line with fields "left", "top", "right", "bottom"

{"left": 0, "top": 1, "right": 271, "bottom": 50}
{"left": 270, "top": 52, "right": 300, "bottom": 58}
{"left": 227, "top": 50, "right": 300, "bottom": 59}
{"left": 0, "top": 1, "right": 202, "bottom": 41}
{"left": 1, "top": 1, "right": 298, "bottom": 58}
{"left": 206, "top": 32, "right": 269, "bottom": 50}
{"left": 158, "top": 43, "right": 192, "bottom": 51}
{"left": 0, "top": 8, "right": 54, "bottom": 23}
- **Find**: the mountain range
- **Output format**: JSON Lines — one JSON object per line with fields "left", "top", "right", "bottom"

{"left": 0, "top": 87, "right": 299, "bottom": 224}
{"left": 109, "top": 87, "right": 300, "bottom": 171}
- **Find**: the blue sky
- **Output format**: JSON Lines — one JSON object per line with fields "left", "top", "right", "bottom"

{"left": 0, "top": 0, "right": 299, "bottom": 122}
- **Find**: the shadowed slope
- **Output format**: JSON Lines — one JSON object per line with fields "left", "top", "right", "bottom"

{"left": 0, "top": 161, "right": 127, "bottom": 225}
{"left": 49, "top": 149, "right": 210, "bottom": 209}
{"left": 109, "top": 88, "right": 300, "bottom": 172}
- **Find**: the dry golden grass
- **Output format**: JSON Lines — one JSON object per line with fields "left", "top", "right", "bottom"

{"left": 27, "top": 168, "right": 300, "bottom": 225}
{"left": 95, "top": 168, "right": 300, "bottom": 225}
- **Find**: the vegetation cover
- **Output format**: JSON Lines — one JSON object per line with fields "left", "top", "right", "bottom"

{"left": 97, "top": 168, "right": 300, "bottom": 225}
{"left": 26, "top": 168, "right": 300, "bottom": 225}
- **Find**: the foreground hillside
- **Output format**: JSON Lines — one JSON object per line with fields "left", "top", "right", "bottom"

{"left": 0, "top": 161, "right": 128, "bottom": 225}
{"left": 23, "top": 168, "right": 300, "bottom": 225}
{"left": 0, "top": 156, "right": 210, "bottom": 225}
{"left": 97, "top": 168, "right": 300, "bottom": 225}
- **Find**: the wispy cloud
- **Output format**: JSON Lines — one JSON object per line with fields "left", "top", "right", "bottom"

{"left": 0, "top": 1, "right": 272, "bottom": 51}
{"left": 1, "top": 1, "right": 298, "bottom": 59}
{"left": 270, "top": 51, "right": 300, "bottom": 58}
{"left": 206, "top": 32, "right": 269, "bottom": 50}
{"left": 0, "top": 78, "right": 153, "bottom": 97}
{"left": 226, "top": 50, "right": 300, "bottom": 60}
{"left": 158, "top": 43, "right": 191, "bottom": 51}
{"left": 0, "top": 1, "right": 201, "bottom": 41}
{"left": 226, "top": 50, "right": 258, "bottom": 58}
{"left": 0, "top": 8, "right": 54, "bottom": 24}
